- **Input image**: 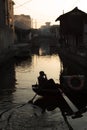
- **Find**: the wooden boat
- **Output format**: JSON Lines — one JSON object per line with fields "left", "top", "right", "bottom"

{"left": 32, "top": 84, "right": 62, "bottom": 97}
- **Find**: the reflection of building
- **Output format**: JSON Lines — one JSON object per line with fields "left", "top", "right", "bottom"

{"left": 14, "top": 15, "right": 32, "bottom": 43}
{"left": 56, "top": 7, "right": 87, "bottom": 52}
{"left": 0, "top": 0, "right": 14, "bottom": 64}
{"left": 0, "top": 62, "right": 16, "bottom": 93}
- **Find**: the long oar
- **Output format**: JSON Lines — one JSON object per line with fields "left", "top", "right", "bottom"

{"left": 28, "top": 94, "right": 37, "bottom": 103}
{"left": 62, "top": 93, "right": 78, "bottom": 113}
{"left": 61, "top": 91, "right": 83, "bottom": 118}
{"left": 58, "top": 88, "right": 78, "bottom": 113}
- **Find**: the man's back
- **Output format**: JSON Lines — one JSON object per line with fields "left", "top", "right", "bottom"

{"left": 38, "top": 76, "right": 47, "bottom": 88}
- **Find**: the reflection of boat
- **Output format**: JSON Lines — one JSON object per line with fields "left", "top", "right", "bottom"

{"left": 32, "top": 84, "right": 61, "bottom": 97}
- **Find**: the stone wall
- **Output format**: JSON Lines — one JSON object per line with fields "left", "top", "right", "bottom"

{"left": 0, "top": 27, "right": 14, "bottom": 64}
{"left": 0, "top": 27, "right": 14, "bottom": 50}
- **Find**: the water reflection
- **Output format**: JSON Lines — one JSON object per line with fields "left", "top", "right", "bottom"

{"left": 0, "top": 61, "right": 16, "bottom": 95}
{"left": 13, "top": 44, "right": 62, "bottom": 104}
{"left": 0, "top": 60, "right": 16, "bottom": 112}
{"left": 30, "top": 43, "right": 87, "bottom": 117}
{"left": 15, "top": 48, "right": 61, "bottom": 89}
{"left": 39, "top": 45, "right": 50, "bottom": 55}
{"left": 34, "top": 96, "right": 73, "bottom": 115}
{"left": 14, "top": 42, "right": 87, "bottom": 116}
{"left": 15, "top": 57, "right": 32, "bottom": 72}
{"left": 33, "top": 96, "right": 74, "bottom": 129}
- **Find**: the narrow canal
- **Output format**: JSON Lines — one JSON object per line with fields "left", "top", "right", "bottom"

{"left": 0, "top": 41, "right": 87, "bottom": 130}
{"left": 15, "top": 51, "right": 61, "bottom": 104}
{"left": 0, "top": 44, "right": 62, "bottom": 109}
{"left": 0, "top": 43, "right": 71, "bottom": 130}
{"left": 0, "top": 42, "right": 86, "bottom": 112}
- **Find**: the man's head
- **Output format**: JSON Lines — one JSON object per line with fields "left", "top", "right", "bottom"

{"left": 39, "top": 71, "right": 45, "bottom": 76}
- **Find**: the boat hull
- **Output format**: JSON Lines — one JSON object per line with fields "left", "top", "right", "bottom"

{"left": 32, "top": 85, "right": 61, "bottom": 97}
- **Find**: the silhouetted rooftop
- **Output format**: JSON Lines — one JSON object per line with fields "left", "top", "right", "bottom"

{"left": 55, "top": 7, "right": 87, "bottom": 21}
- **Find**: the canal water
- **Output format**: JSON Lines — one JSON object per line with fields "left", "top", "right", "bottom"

{"left": 0, "top": 44, "right": 71, "bottom": 130}
{"left": 15, "top": 53, "right": 61, "bottom": 104}
{"left": 0, "top": 43, "right": 86, "bottom": 111}
{"left": 0, "top": 43, "right": 87, "bottom": 130}
{"left": 0, "top": 45, "right": 62, "bottom": 110}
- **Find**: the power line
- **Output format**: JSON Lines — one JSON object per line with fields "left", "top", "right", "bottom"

{"left": 14, "top": 0, "right": 32, "bottom": 9}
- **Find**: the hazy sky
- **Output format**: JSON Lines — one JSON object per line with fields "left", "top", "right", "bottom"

{"left": 14, "top": 0, "right": 87, "bottom": 28}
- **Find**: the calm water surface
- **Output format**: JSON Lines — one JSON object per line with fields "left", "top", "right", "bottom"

{"left": 0, "top": 52, "right": 72, "bottom": 130}
{"left": 0, "top": 44, "right": 86, "bottom": 129}
{"left": 14, "top": 54, "right": 61, "bottom": 103}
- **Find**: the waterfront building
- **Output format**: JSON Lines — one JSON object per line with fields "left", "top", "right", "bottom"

{"left": 14, "top": 14, "right": 32, "bottom": 43}
{"left": 0, "top": 0, "right": 14, "bottom": 63}
{"left": 56, "top": 7, "right": 87, "bottom": 54}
